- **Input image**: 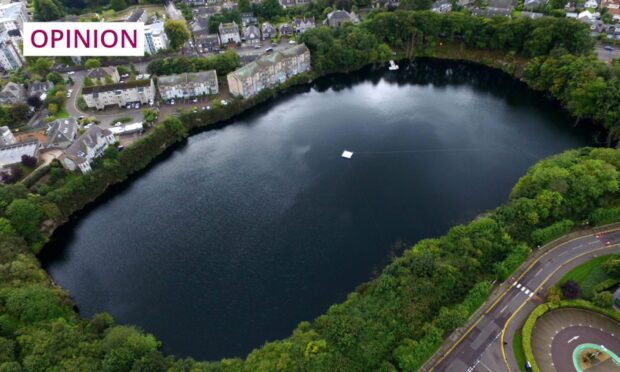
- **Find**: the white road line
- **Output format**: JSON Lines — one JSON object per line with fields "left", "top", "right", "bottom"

{"left": 528, "top": 292, "right": 534, "bottom": 298}
{"left": 534, "top": 268, "right": 543, "bottom": 276}
{"left": 516, "top": 283, "right": 522, "bottom": 289}
{"left": 478, "top": 361, "right": 494, "bottom": 372}
{"left": 499, "top": 304, "right": 509, "bottom": 314}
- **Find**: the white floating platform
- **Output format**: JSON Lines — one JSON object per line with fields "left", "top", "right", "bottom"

{"left": 341, "top": 150, "right": 354, "bottom": 159}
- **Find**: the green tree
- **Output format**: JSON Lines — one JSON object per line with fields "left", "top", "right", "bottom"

{"left": 110, "top": 0, "right": 127, "bottom": 10}
{"left": 33, "top": 0, "right": 64, "bottom": 21}
{"left": 6, "top": 199, "right": 43, "bottom": 242}
{"left": 29, "top": 58, "right": 53, "bottom": 76}
{"left": 238, "top": 0, "right": 251, "bottom": 12}
{"left": 164, "top": 20, "right": 190, "bottom": 51}
{"left": 9, "top": 103, "right": 30, "bottom": 124}
{"left": 84, "top": 58, "right": 101, "bottom": 69}
{"left": 603, "top": 257, "right": 620, "bottom": 278}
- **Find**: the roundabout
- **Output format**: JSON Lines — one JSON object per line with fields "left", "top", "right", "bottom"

{"left": 531, "top": 308, "right": 620, "bottom": 372}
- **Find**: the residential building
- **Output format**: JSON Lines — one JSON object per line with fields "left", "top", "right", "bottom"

{"left": 60, "top": 126, "right": 115, "bottom": 173}
{"left": 82, "top": 79, "right": 156, "bottom": 110}
{"left": 325, "top": 10, "right": 359, "bottom": 27}
{"left": 584, "top": 0, "right": 598, "bottom": 7}
{"left": 0, "top": 31, "right": 23, "bottom": 71}
{"left": 46, "top": 118, "right": 79, "bottom": 149}
{"left": 521, "top": 11, "right": 544, "bottom": 18}
{"left": 278, "top": 23, "right": 294, "bottom": 37}
{"left": 603, "top": 0, "right": 620, "bottom": 20}
{"left": 28, "top": 81, "right": 53, "bottom": 99}
{"left": 293, "top": 17, "right": 315, "bottom": 33}
{"left": 432, "top": 0, "right": 452, "bottom": 12}
{"left": 261, "top": 22, "right": 277, "bottom": 40}
{"left": 0, "top": 140, "right": 39, "bottom": 168}
{"left": 158, "top": 71, "right": 219, "bottom": 100}
{"left": 279, "top": 0, "right": 296, "bottom": 7}
{"left": 145, "top": 20, "right": 169, "bottom": 55}
{"left": 0, "top": 2, "right": 28, "bottom": 31}
{"left": 471, "top": 7, "right": 513, "bottom": 16}
{"left": 126, "top": 8, "right": 147, "bottom": 23}
{"left": 0, "top": 82, "right": 26, "bottom": 104}
{"left": 227, "top": 43, "right": 311, "bottom": 98}
{"left": 86, "top": 67, "right": 121, "bottom": 85}
{"left": 219, "top": 21, "right": 241, "bottom": 44}
{"left": 241, "top": 12, "right": 257, "bottom": 26}
{"left": 0, "top": 126, "right": 16, "bottom": 146}
{"left": 243, "top": 25, "right": 261, "bottom": 45}
{"left": 194, "top": 30, "right": 220, "bottom": 52}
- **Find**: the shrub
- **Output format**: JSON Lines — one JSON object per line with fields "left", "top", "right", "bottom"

{"left": 592, "top": 291, "right": 613, "bottom": 308}
{"left": 590, "top": 207, "right": 620, "bottom": 226}
{"left": 20, "top": 155, "right": 37, "bottom": 168}
{"left": 560, "top": 280, "right": 581, "bottom": 300}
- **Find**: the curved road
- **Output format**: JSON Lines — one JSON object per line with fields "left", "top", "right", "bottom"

{"left": 429, "top": 228, "right": 620, "bottom": 372}
{"left": 552, "top": 326, "right": 620, "bottom": 371}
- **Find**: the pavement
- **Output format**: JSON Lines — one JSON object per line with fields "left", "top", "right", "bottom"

{"left": 595, "top": 44, "right": 620, "bottom": 63}
{"left": 429, "top": 228, "right": 620, "bottom": 372}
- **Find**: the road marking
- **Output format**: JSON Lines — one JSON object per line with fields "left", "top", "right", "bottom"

{"left": 500, "top": 243, "right": 620, "bottom": 372}
{"left": 499, "top": 304, "right": 509, "bottom": 314}
{"left": 534, "top": 268, "right": 543, "bottom": 276}
{"left": 516, "top": 283, "right": 522, "bottom": 289}
{"left": 568, "top": 336, "right": 579, "bottom": 343}
{"left": 479, "top": 361, "right": 494, "bottom": 372}
{"left": 431, "top": 232, "right": 605, "bottom": 371}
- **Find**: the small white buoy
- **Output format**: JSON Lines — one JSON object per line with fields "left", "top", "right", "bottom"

{"left": 341, "top": 150, "right": 354, "bottom": 159}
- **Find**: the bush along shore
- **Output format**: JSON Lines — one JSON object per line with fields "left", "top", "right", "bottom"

{"left": 0, "top": 10, "right": 620, "bottom": 371}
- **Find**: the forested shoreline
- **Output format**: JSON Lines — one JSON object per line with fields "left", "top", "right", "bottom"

{"left": 0, "top": 11, "right": 619, "bottom": 371}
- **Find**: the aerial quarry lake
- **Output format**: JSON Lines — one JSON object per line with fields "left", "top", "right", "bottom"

{"left": 42, "top": 60, "right": 597, "bottom": 360}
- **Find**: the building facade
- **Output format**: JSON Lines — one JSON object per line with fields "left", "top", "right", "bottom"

{"left": 60, "top": 126, "right": 115, "bottom": 173}
{"left": 145, "top": 20, "right": 169, "bottom": 55}
{"left": 0, "top": 31, "right": 23, "bottom": 71}
{"left": 0, "top": 2, "right": 28, "bottom": 31}
{"left": 0, "top": 82, "right": 25, "bottom": 104}
{"left": 158, "top": 71, "right": 219, "bottom": 100}
{"left": 227, "top": 43, "right": 311, "bottom": 98}
{"left": 219, "top": 21, "right": 241, "bottom": 44}
{"left": 82, "top": 80, "right": 156, "bottom": 110}
{"left": 0, "top": 126, "right": 16, "bottom": 146}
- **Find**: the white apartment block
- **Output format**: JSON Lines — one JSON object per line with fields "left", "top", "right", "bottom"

{"left": 0, "top": 2, "right": 28, "bottom": 32}
{"left": 0, "top": 126, "right": 16, "bottom": 146}
{"left": 82, "top": 79, "right": 155, "bottom": 110}
{"left": 60, "top": 126, "right": 115, "bottom": 173}
{"left": 158, "top": 71, "right": 219, "bottom": 100}
{"left": 145, "top": 20, "right": 169, "bottom": 55}
{"left": 0, "top": 31, "right": 23, "bottom": 71}
{"left": 227, "top": 44, "right": 311, "bottom": 98}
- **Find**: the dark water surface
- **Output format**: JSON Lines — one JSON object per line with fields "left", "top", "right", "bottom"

{"left": 41, "top": 60, "right": 597, "bottom": 360}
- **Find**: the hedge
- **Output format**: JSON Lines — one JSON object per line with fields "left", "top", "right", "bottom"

{"left": 521, "top": 303, "right": 553, "bottom": 372}
{"left": 495, "top": 243, "right": 531, "bottom": 281}
{"left": 531, "top": 220, "right": 574, "bottom": 245}
{"left": 590, "top": 207, "right": 620, "bottom": 226}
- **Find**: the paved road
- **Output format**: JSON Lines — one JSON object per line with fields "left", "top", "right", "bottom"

{"left": 430, "top": 229, "right": 620, "bottom": 372}
{"left": 552, "top": 325, "right": 620, "bottom": 371}
{"left": 595, "top": 44, "right": 620, "bottom": 63}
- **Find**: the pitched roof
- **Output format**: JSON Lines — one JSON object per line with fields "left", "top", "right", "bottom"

{"left": 86, "top": 67, "right": 117, "bottom": 80}
{"left": 127, "top": 8, "right": 145, "bottom": 22}
{"left": 82, "top": 79, "right": 151, "bottom": 95}
{"left": 64, "top": 126, "right": 112, "bottom": 164}
{"left": 46, "top": 118, "right": 78, "bottom": 147}
{"left": 229, "top": 43, "right": 309, "bottom": 81}
{"left": 158, "top": 71, "right": 217, "bottom": 86}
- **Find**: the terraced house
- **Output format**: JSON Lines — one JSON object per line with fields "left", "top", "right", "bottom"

{"left": 227, "top": 44, "right": 311, "bottom": 98}
{"left": 158, "top": 71, "right": 219, "bottom": 100}
{"left": 82, "top": 79, "right": 155, "bottom": 110}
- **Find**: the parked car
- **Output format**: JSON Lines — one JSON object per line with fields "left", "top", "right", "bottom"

{"left": 604, "top": 45, "right": 614, "bottom": 51}
{"left": 193, "top": 98, "right": 198, "bottom": 103}
{"left": 221, "top": 100, "right": 228, "bottom": 106}
{"left": 67, "top": 71, "right": 75, "bottom": 75}
{"left": 254, "top": 45, "right": 261, "bottom": 49}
